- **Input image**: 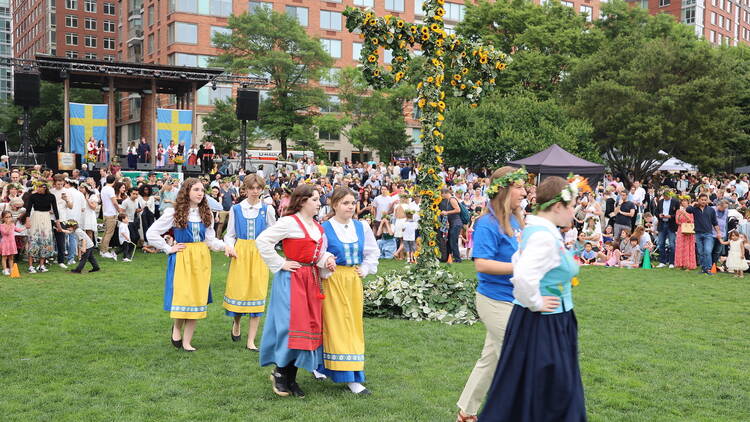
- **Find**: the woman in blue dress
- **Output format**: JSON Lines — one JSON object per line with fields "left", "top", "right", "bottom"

{"left": 480, "top": 176, "right": 588, "bottom": 422}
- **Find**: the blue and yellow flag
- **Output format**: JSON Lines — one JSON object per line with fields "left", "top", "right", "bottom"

{"left": 69, "top": 103, "right": 108, "bottom": 158}
{"left": 157, "top": 108, "right": 193, "bottom": 151}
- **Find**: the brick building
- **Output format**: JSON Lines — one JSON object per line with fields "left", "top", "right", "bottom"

{"left": 1, "top": 0, "right": 11, "bottom": 101}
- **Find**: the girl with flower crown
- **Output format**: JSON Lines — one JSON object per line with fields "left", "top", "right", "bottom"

{"left": 455, "top": 166, "right": 527, "bottom": 422}
{"left": 480, "top": 176, "right": 587, "bottom": 422}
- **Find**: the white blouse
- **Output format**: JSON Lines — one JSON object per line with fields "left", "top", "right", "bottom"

{"left": 223, "top": 199, "right": 278, "bottom": 246}
{"left": 255, "top": 213, "right": 332, "bottom": 274}
{"left": 320, "top": 218, "right": 379, "bottom": 279}
{"left": 510, "top": 215, "right": 562, "bottom": 312}
{"left": 146, "top": 207, "right": 225, "bottom": 254}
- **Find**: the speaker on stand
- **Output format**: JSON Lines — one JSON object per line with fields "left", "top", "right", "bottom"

{"left": 12, "top": 72, "right": 41, "bottom": 166}
{"left": 236, "top": 90, "right": 259, "bottom": 172}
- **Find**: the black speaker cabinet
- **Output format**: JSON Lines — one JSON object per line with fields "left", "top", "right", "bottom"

{"left": 137, "top": 163, "right": 155, "bottom": 171}
{"left": 236, "top": 90, "right": 259, "bottom": 121}
{"left": 184, "top": 164, "right": 202, "bottom": 173}
{"left": 14, "top": 73, "right": 40, "bottom": 108}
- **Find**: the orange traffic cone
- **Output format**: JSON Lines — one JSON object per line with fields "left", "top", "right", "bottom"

{"left": 710, "top": 263, "right": 717, "bottom": 274}
{"left": 10, "top": 263, "right": 20, "bottom": 278}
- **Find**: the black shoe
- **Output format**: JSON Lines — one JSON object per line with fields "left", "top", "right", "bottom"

{"left": 89, "top": 268, "right": 100, "bottom": 273}
{"left": 171, "top": 325, "right": 182, "bottom": 349}
{"left": 182, "top": 347, "right": 196, "bottom": 352}
{"left": 270, "top": 369, "right": 291, "bottom": 397}
{"left": 70, "top": 269, "right": 82, "bottom": 273}
{"left": 288, "top": 382, "right": 305, "bottom": 398}
{"left": 231, "top": 323, "right": 241, "bottom": 342}
{"left": 247, "top": 347, "right": 259, "bottom": 352}
{"left": 354, "top": 388, "right": 372, "bottom": 396}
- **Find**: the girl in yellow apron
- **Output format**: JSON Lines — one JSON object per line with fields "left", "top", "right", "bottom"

{"left": 318, "top": 187, "right": 380, "bottom": 395}
{"left": 223, "top": 174, "right": 276, "bottom": 351}
{"left": 147, "top": 178, "right": 226, "bottom": 352}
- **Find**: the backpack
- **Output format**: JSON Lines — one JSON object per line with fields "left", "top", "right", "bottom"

{"left": 458, "top": 200, "right": 471, "bottom": 225}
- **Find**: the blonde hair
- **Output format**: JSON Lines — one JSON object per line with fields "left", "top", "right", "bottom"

{"left": 486, "top": 166, "right": 525, "bottom": 235}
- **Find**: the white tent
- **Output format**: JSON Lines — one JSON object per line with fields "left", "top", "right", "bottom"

{"left": 658, "top": 156, "right": 697, "bottom": 172}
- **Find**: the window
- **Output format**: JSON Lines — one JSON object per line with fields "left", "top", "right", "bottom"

{"left": 66, "top": 0, "right": 77, "bottom": 10}
{"left": 84, "top": 35, "right": 96, "bottom": 47}
{"left": 197, "top": 85, "right": 232, "bottom": 105}
{"left": 104, "top": 20, "right": 115, "bottom": 32}
{"left": 444, "top": 3, "right": 465, "bottom": 22}
{"left": 411, "top": 128, "right": 421, "bottom": 144}
{"left": 414, "top": 0, "right": 424, "bottom": 15}
{"left": 103, "top": 2, "right": 115, "bottom": 14}
{"left": 168, "top": 22, "right": 198, "bottom": 44}
{"left": 104, "top": 37, "right": 115, "bottom": 49}
{"left": 352, "top": 42, "right": 362, "bottom": 61}
{"left": 65, "top": 32, "right": 78, "bottom": 45}
{"left": 727, "top": 18, "right": 731, "bottom": 30}
{"left": 320, "top": 68, "right": 340, "bottom": 86}
{"left": 711, "top": 12, "right": 716, "bottom": 24}
{"left": 65, "top": 15, "right": 78, "bottom": 27}
{"left": 320, "top": 10, "right": 341, "bottom": 31}
{"left": 85, "top": 17, "right": 96, "bottom": 30}
{"left": 354, "top": 0, "right": 373, "bottom": 7}
{"left": 286, "top": 6, "right": 308, "bottom": 27}
{"left": 320, "top": 95, "right": 340, "bottom": 113}
{"left": 168, "top": 53, "right": 213, "bottom": 67}
{"left": 682, "top": 6, "right": 696, "bottom": 23}
{"left": 412, "top": 101, "right": 422, "bottom": 120}
{"left": 212, "top": 0, "right": 232, "bottom": 16}
{"left": 104, "top": 55, "right": 115, "bottom": 61}
{"left": 148, "top": 5, "right": 154, "bottom": 25}
{"left": 561, "top": 1, "right": 573, "bottom": 7}
{"left": 85, "top": 52, "right": 96, "bottom": 59}
{"left": 249, "top": 1, "right": 272, "bottom": 13}
{"left": 320, "top": 38, "right": 341, "bottom": 59}
{"left": 710, "top": 30, "right": 716, "bottom": 42}
{"left": 658, "top": 0, "right": 670, "bottom": 6}
{"left": 147, "top": 33, "right": 154, "bottom": 53}
{"left": 383, "top": 49, "right": 393, "bottom": 64}
{"left": 684, "top": 0, "right": 695, "bottom": 4}
{"left": 728, "top": 1, "right": 732, "bottom": 12}
{"left": 66, "top": 50, "right": 78, "bottom": 58}
{"left": 84, "top": 0, "right": 96, "bottom": 13}
{"left": 210, "top": 26, "right": 232, "bottom": 46}
{"left": 319, "top": 129, "right": 340, "bottom": 141}
{"left": 719, "top": 15, "right": 724, "bottom": 26}
{"left": 385, "top": 0, "right": 404, "bottom": 12}
{"left": 580, "top": 5, "right": 593, "bottom": 22}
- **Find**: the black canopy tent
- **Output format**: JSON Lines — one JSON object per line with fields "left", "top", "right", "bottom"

{"left": 508, "top": 144, "right": 605, "bottom": 187}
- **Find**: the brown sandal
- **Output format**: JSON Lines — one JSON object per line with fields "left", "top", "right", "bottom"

{"left": 456, "top": 411, "right": 478, "bottom": 422}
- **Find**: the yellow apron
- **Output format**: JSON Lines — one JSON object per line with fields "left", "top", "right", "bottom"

{"left": 223, "top": 239, "right": 269, "bottom": 314}
{"left": 169, "top": 242, "right": 212, "bottom": 320}
{"left": 322, "top": 266, "right": 365, "bottom": 372}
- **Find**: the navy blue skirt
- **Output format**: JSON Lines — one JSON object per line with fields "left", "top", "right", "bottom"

{"left": 479, "top": 305, "right": 586, "bottom": 422}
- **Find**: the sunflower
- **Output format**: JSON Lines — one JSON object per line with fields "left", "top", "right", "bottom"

{"left": 399, "top": 40, "right": 406, "bottom": 48}
{"left": 453, "top": 74, "right": 461, "bottom": 81}
{"left": 437, "top": 0, "right": 445, "bottom": 4}
{"left": 433, "top": 129, "right": 441, "bottom": 137}
{"left": 489, "top": 78, "right": 496, "bottom": 84}
{"left": 421, "top": 27, "right": 429, "bottom": 35}
{"left": 439, "top": 91, "right": 445, "bottom": 100}
{"left": 373, "top": 69, "right": 381, "bottom": 76}
{"left": 410, "top": 25, "right": 418, "bottom": 34}
{"left": 427, "top": 76, "right": 434, "bottom": 83}
{"left": 436, "top": 39, "right": 444, "bottom": 47}
{"left": 460, "top": 51, "right": 467, "bottom": 58}
{"left": 433, "top": 247, "right": 440, "bottom": 256}
{"left": 428, "top": 168, "right": 435, "bottom": 174}
{"left": 460, "top": 84, "right": 466, "bottom": 90}
{"left": 395, "top": 71, "right": 405, "bottom": 82}
{"left": 418, "top": 98, "right": 426, "bottom": 108}
{"left": 371, "top": 38, "right": 379, "bottom": 45}
{"left": 368, "top": 55, "right": 377, "bottom": 63}
{"left": 436, "top": 7, "right": 445, "bottom": 16}
{"left": 495, "top": 62, "right": 506, "bottom": 70}
{"left": 437, "top": 100, "right": 446, "bottom": 109}
{"left": 437, "top": 155, "right": 443, "bottom": 162}
{"left": 409, "top": 36, "right": 416, "bottom": 43}
{"left": 476, "top": 80, "right": 483, "bottom": 86}
{"left": 369, "top": 18, "right": 378, "bottom": 26}
{"left": 431, "top": 58, "right": 441, "bottom": 67}
{"left": 461, "top": 68, "right": 469, "bottom": 74}
{"left": 450, "top": 80, "right": 457, "bottom": 86}
{"left": 436, "top": 49, "right": 444, "bottom": 56}
{"left": 479, "top": 56, "right": 488, "bottom": 64}
{"left": 428, "top": 240, "right": 436, "bottom": 247}
{"left": 436, "top": 121, "right": 443, "bottom": 128}
{"left": 397, "top": 20, "right": 405, "bottom": 28}
{"left": 430, "top": 23, "right": 440, "bottom": 32}
{"left": 421, "top": 33, "right": 430, "bottom": 41}
{"left": 417, "top": 82, "right": 423, "bottom": 89}
{"left": 429, "top": 101, "right": 438, "bottom": 108}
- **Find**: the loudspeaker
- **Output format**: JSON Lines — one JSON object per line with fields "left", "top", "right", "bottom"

{"left": 94, "top": 162, "right": 108, "bottom": 169}
{"left": 236, "top": 90, "right": 259, "bottom": 121}
{"left": 184, "top": 164, "right": 202, "bottom": 173}
{"left": 14, "top": 73, "right": 40, "bottom": 107}
{"left": 137, "top": 163, "right": 155, "bottom": 171}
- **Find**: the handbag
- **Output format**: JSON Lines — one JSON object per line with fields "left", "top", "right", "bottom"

{"left": 681, "top": 222, "right": 695, "bottom": 234}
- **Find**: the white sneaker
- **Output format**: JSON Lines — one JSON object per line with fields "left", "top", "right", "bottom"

{"left": 656, "top": 263, "right": 666, "bottom": 268}
{"left": 123, "top": 258, "right": 131, "bottom": 262}
{"left": 3, "top": 269, "right": 10, "bottom": 276}
{"left": 669, "top": 264, "right": 675, "bottom": 269}
{"left": 112, "top": 255, "right": 118, "bottom": 261}
{"left": 28, "top": 266, "right": 36, "bottom": 273}
{"left": 100, "top": 252, "right": 111, "bottom": 258}
{"left": 67, "top": 260, "right": 76, "bottom": 265}
{"left": 38, "top": 266, "right": 49, "bottom": 273}
{"left": 59, "top": 263, "right": 68, "bottom": 269}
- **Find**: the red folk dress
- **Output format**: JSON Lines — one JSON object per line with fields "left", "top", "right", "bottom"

{"left": 675, "top": 210, "right": 696, "bottom": 270}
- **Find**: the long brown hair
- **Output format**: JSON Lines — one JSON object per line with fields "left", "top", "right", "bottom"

{"left": 284, "top": 184, "right": 316, "bottom": 217}
{"left": 328, "top": 187, "right": 355, "bottom": 218}
{"left": 173, "top": 178, "right": 213, "bottom": 228}
{"left": 487, "top": 166, "right": 525, "bottom": 235}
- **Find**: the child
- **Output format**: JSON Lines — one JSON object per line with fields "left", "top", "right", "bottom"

{"left": 118, "top": 213, "right": 133, "bottom": 262}
{"left": 720, "top": 230, "right": 748, "bottom": 278}
{"left": 572, "top": 232, "right": 586, "bottom": 261}
{"left": 402, "top": 210, "right": 418, "bottom": 264}
{"left": 602, "top": 225, "right": 614, "bottom": 244}
{"left": 0, "top": 211, "right": 23, "bottom": 275}
{"left": 562, "top": 225, "right": 578, "bottom": 249}
{"left": 620, "top": 236, "right": 642, "bottom": 268}
{"left": 596, "top": 241, "right": 621, "bottom": 267}
{"left": 376, "top": 218, "right": 397, "bottom": 259}
{"left": 14, "top": 211, "right": 27, "bottom": 259}
{"left": 465, "top": 214, "right": 477, "bottom": 259}
{"left": 580, "top": 242, "right": 597, "bottom": 265}
{"left": 69, "top": 220, "right": 100, "bottom": 273}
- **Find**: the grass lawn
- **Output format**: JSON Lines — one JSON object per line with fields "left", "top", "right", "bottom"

{"left": 0, "top": 253, "right": 747, "bottom": 421}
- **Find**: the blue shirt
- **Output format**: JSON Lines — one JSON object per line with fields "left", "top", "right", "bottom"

{"left": 686, "top": 205, "right": 718, "bottom": 234}
{"left": 472, "top": 213, "right": 521, "bottom": 302}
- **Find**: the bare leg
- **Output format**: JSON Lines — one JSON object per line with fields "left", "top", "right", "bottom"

{"left": 172, "top": 318, "right": 183, "bottom": 341}
{"left": 232, "top": 315, "right": 241, "bottom": 337}
{"left": 247, "top": 316, "right": 261, "bottom": 349}
{"left": 182, "top": 319, "right": 197, "bottom": 351}
{"left": 39, "top": 258, "right": 46, "bottom": 268}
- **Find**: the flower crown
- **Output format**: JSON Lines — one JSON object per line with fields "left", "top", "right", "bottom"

{"left": 677, "top": 194, "right": 691, "bottom": 200}
{"left": 486, "top": 168, "right": 528, "bottom": 198}
{"left": 534, "top": 175, "right": 591, "bottom": 212}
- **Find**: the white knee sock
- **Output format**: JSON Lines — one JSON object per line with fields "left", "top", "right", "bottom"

{"left": 347, "top": 382, "right": 366, "bottom": 394}
{"left": 312, "top": 369, "right": 327, "bottom": 380}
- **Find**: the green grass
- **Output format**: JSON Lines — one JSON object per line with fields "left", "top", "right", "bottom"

{"left": 0, "top": 254, "right": 747, "bottom": 421}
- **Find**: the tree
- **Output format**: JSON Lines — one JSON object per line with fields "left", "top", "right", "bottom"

{"left": 441, "top": 92, "right": 596, "bottom": 169}
{"left": 211, "top": 9, "right": 333, "bottom": 158}
{"left": 457, "top": 0, "right": 601, "bottom": 99}
{"left": 200, "top": 98, "right": 252, "bottom": 154}
{"left": 0, "top": 81, "right": 104, "bottom": 151}
{"left": 563, "top": 1, "right": 748, "bottom": 182}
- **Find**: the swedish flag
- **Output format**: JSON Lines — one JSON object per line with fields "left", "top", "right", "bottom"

{"left": 69, "top": 103, "right": 108, "bottom": 158}
{"left": 157, "top": 108, "right": 193, "bottom": 151}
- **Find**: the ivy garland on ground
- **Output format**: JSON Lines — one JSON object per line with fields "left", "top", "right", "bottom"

{"left": 345, "top": 3, "right": 507, "bottom": 323}
{"left": 345, "top": 3, "right": 507, "bottom": 266}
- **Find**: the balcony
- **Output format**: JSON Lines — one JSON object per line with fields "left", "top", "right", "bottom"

{"left": 127, "top": 26, "right": 144, "bottom": 45}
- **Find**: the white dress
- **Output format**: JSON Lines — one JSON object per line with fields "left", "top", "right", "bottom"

{"left": 725, "top": 240, "right": 748, "bottom": 271}
{"left": 82, "top": 194, "right": 99, "bottom": 232}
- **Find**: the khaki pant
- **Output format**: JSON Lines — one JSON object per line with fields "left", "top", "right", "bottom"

{"left": 456, "top": 293, "right": 514, "bottom": 416}
{"left": 100, "top": 215, "right": 117, "bottom": 254}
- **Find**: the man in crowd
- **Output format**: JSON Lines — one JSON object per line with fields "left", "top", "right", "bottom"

{"left": 656, "top": 190, "right": 679, "bottom": 268}
{"left": 686, "top": 194, "right": 721, "bottom": 275}
{"left": 99, "top": 175, "right": 122, "bottom": 259}
{"left": 611, "top": 190, "right": 636, "bottom": 240}
{"left": 137, "top": 137, "right": 151, "bottom": 163}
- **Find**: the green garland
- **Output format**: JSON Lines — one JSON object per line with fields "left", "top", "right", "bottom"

{"left": 486, "top": 168, "right": 528, "bottom": 198}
